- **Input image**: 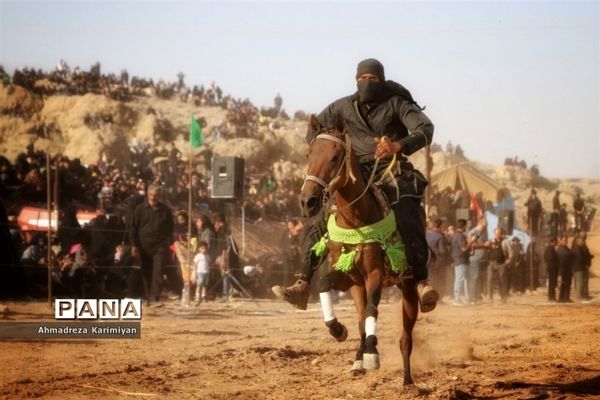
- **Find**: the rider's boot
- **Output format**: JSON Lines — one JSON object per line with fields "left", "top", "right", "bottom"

{"left": 417, "top": 279, "right": 439, "bottom": 313}
{"left": 272, "top": 274, "right": 311, "bottom": 310}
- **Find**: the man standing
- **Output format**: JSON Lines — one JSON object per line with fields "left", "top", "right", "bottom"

{"left": 426, "top": 218, "right": 449, "bottom": 297}
{"left": 486, "top": 227, "right": 510, "bottom": 303}
{"left": 273, "top": 58, "right": 438, "bottom": 312}
{"left": 451, "top": 219, "right": 474, "bottom": 305}
{"left": 130, "top": 184, "right": 174, "bottom": 306}
{"left": 573, "top": 194, "right": 586, "bottom": 232}
{"left": 425, "top": 218, "right": 448, "bottom": 296}
{"left": 525, "top": 189, "right": 542, "bottom": 236}
{"left": 571, "top": 232, "right": 593, "bottom": 300}
{"left": 467, "top": 218, "right": 488, "bottom": 303}
{"left": 544, "top": 236, "right": 559, "bottom": 302}
{"left": 556, "top": 234, "right": 573, "bottom": 303}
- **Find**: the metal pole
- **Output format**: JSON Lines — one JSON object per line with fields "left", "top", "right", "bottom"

{"left": 46, "top": 149, "right": 52, "bottom": 306}
{"left": 241, "top": 204, "right": 245, "bottom": 256}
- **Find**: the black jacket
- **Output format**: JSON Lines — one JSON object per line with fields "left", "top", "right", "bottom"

{"left": 556, "top": 245, "right": 572, "bottom": 273}
{"left": 313, "top": 92, "right": 433, "bottom": 165}
{"left": 571, "top": 244, "right": 592, "bottom": 272}
{"left": 130, "top": 201, "right": 174, "bottom": 253}
{"left": 544, "top": 244, "right": 558, "bottom": 271}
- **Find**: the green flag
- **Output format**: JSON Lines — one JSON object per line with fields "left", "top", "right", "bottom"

{"left": 190, "top": 115, "right": 203, "bottom": 148}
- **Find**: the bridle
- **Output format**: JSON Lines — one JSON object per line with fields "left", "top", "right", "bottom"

{"left": 303, "top": 132, "right": 349, "bottom": 192}
{"left": 303, "top": 131, "right": 380, "bottom": 210}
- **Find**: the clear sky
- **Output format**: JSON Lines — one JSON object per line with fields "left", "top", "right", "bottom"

{"left": 1, "top": 1, "right": 598, "bottom": 179}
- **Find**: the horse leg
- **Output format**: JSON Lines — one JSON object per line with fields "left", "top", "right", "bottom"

{"left": 350, "top": 284, "right": 367, "bottom": 373}
{"left": 317, "top": 271, "right": 350, "bottom": 342}
{"left": 362, "top": 266, "right": 383, "bottom": 370}
{"left": 398, "top": 279, "right": 419, "bottom": 386}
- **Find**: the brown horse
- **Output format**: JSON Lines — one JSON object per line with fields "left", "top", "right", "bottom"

{"left": 300, "top": 115, "right": 419, "bottom": 385}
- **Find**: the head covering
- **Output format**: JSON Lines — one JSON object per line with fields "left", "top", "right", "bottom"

{"left": 356, "top": 58, "right": 385, "bottom": 81}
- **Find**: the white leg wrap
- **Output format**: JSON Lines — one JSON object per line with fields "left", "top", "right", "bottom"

{"left": 319, "top": 291, "right": 336, "bottom": 322}
{"left": 365, "top": 316, "right": 377, "bottom": 337}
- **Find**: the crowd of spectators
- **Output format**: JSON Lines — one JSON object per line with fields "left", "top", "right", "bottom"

{"left": 0, "top": 61, "right": 292, "bottom": 141}
{"left": 427, "top": 217, "right": 534, "bottom": 303}
{"left": 0, "top": 60, "right": 308, "bottom": 296}
{"left": 0, "top": 139, "right": 303, "bottom": 301}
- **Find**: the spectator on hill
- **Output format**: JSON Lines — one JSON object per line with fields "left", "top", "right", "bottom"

{"left": 573, "top": 193, "right": 586, "bottom": 232}
{"left": 525, "top": 189, "right": 543, "bottom": 236}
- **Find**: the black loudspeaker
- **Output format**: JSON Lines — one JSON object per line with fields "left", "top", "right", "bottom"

{"left": 498, "top": 209, "right": 514, "bottom": 235}
{"left": 211, "top": 157, "right": 244, "bottom": 199}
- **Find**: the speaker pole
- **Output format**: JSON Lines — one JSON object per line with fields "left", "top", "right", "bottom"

{"left": 241, "top": 203, "right": 246, "bottom": 256}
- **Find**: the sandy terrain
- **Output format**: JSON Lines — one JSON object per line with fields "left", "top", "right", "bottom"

{"left": 1, "top": 267, "right": 599, "bottom": 400}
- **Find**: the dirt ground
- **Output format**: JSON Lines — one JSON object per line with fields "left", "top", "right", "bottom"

{"left": 1, "top": 236, "right": 600, "bottom": 400}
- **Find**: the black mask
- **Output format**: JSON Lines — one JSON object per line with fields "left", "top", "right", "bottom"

{"left": 357, "top": 80, "right": 387, "bottom": 104}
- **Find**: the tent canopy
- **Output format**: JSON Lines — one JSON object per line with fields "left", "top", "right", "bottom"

{"left": 431, "top": 162, "right": 500, "bottom": 201}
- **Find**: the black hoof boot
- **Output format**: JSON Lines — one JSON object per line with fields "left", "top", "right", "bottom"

{"left": 326, "top": 318, "right": 348, "bottom": 342}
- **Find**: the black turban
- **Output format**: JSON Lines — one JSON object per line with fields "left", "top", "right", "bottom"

{"left": 356, "top": 58, "right": 385, "bottom": 81}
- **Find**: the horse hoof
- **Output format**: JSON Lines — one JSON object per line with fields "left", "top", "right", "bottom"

{"left": 362, "top": 353, "right": 380, "bottom": 370}
{"left": 329, "top": 323, "right": 348, "bottom": 342}
{"left": 335, "top": 324, "right": 348, "bottom": 342}
{"left": 350, "top": 360, "right": 366, "bottom": 375}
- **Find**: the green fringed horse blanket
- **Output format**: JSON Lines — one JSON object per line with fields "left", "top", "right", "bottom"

{"left": 311, "top": 212, "right": 407, "bottom": 274}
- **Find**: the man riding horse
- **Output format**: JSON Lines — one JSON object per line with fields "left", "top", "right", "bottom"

{"left": 273, "top": 58, "right": 438, "bottom": 313}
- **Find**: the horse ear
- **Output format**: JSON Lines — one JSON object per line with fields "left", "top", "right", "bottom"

{"left": 308, "top": 115, "right": 321, "bottom": 134}
{"left": 334, "top": 114, "right": 347, "bottom": 133}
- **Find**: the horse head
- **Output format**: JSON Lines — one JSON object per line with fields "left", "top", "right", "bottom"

{"left": 301, "top": 115, "right": 354, "bottom": 217}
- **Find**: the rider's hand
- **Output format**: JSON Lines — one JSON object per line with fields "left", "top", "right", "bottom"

{"left": 374, "top": 136, "right": 402, "bottom": 159}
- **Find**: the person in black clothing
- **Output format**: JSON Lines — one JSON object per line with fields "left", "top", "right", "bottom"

{"left": 272, "top": 58, "right": 438, "bottom": 312}
{"left": 486, "top": 227, "right": 510, "bottom": 303}
{"left": 552, "top": 191, "right": 561, "bottom": 213}
{"left": 573, "top": 193, "right": 586, "bottom": 232}
{"left": 544, "top": 236, "right": 559, "bottom": 301}
{"left": 130, "top": 184, "right": 174, "bottom": 306}
{"left": 556, "top": 235, "right": 573, "bottom": 303}
{"left": 525, "top": 189, "right": 542, "bottom": 236}
{"left": 571, "top": 233, "right": 593, "bottom": 300}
